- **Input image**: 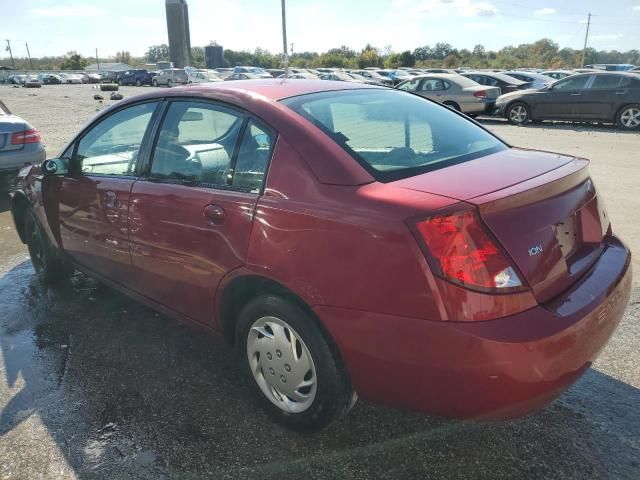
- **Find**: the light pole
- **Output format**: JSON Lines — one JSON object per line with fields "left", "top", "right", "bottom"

{"left": 281, "top": 0, "right": 289, "bottom": 78}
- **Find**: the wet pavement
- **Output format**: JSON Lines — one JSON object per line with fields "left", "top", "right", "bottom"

{"left": 0, "top": 188, "right": 639, "bottom": 480}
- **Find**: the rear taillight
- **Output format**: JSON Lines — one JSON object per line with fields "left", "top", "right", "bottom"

{"left": 11, "top": 128, "right": 41, "bottom": 145}
{"left": 414, "top": 210, "right": 524, "bottom": 292}
{"left": 473, "top": 90, "right": 487, "bottom": 98}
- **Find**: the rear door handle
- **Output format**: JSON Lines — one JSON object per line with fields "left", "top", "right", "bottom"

{"left": 616, "top": 90, "right": 627, "bottom": 95}
{"left": 203, "top": 204, "right": 226, "bottom": 225}
{"left": 570, "top": 93, "right": 581, "bottom": 96}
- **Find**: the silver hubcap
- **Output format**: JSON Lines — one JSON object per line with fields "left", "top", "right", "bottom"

{"left": 620, "top": 107, "right": 640, "bottom": 128}
{"left": 247, "top": 316, "right": 317, "bottom": 413}
{"left": 509, "top": 105, "right": 528, "bottom": 123}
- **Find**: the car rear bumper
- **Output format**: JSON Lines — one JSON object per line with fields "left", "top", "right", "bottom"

{"left": 0, "top": 144, "right": 45, "bottom": 173}
{"left": 317, "top": 235, "right": 631, "bottom": 420}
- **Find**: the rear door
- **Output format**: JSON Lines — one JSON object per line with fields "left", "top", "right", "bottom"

{"left": 533, "top": 75, "right": 593, "bottom": 119}
{"left": 57, "top": 101, "right": 160, "bottom": 283}
{"left": 128, "top": 100, "right": 276, "bottom": 325}
{"left": 579, "top": 74, "right": 623, "bottom": 120}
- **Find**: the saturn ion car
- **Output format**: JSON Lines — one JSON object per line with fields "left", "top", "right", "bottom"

{"left": 10, "top": 80, "right": 631, "bottom": 431}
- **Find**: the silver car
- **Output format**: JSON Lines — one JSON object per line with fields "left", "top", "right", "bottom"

{"left": 0, "top": 100, "right": 45, "bottom": 176}
{"left": 152, "top": 68, "right": 188, "bottom": 87}
{"left": 396, "top": 74, "right": 500, "bottom": 116}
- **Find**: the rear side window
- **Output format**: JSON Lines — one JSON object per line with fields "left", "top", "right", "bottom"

{"left": 282, "top": 89, "right": 506, "bottom": 182}
{"left": 591, "top": 75, "right": 622, "bottom": 89}
{"left": 149, "top": 101, "right": 274, "bottom": 193}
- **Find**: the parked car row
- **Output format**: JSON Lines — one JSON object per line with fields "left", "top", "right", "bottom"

{"left": 3, "top": 72, "right": 101, "bottom": 85}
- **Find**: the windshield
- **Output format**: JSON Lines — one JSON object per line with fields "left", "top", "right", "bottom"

{"left": 281, "top": 89, "right": 506, "bottom": 182}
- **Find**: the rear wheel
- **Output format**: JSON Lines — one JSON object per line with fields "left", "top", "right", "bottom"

{"left": 25, "top": 209, "right": 73, "bottom": 283}
{"left": 236, "top": 295, "right": 355, "bottom": 432}
{"left": 506, "top": 102, "right": 531, "bottom": 125}
{"left": 617, "top": 104, "right": 640, "bottom": 130}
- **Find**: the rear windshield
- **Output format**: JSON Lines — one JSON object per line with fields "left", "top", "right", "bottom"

{"left": 281, "top": 89, "right": 506, "bottom": 182}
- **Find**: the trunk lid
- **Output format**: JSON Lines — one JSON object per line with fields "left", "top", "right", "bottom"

{"left": 395, "top": 148, "right": 609, "bottom": 302}
{"left": 463, "top": 86, "right": 501, "bottom": 99}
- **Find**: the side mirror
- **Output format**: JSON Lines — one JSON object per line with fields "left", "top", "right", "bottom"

{"left": 41, "top": 157, "right": 69, "bottom": 176}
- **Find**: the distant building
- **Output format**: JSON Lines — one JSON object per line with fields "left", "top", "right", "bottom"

{"left": 85, "top": 63, "right": 131, "bottom": 72}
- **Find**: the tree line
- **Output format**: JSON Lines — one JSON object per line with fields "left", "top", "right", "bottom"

{"left": 2, "top": 39, "right": 639, "bottom": 71}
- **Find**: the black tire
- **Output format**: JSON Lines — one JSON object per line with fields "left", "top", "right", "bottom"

{"left": 616, "top": 104, "right": 640, "bottom": 131}
{"left": 25, "top": 209, "right": 73, "bottom": 283}
{"left": 443, "top": 101, "right": 461, "bottom": 111}
{"left": 506, "top": 102, "right": 531, "bottom": 125}
{"left": 152, "top": 79, "right": 158, "bottom": 87}
{"left": 135, "top": 79, "right": 142, "bottom": 87}
{"left": 236, "top": 294, "right": 354, "bottom": 432}
{"left": 167, "top": 79, "right": 173, "bottom": 88}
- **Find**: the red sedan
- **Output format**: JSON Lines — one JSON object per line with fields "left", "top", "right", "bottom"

{"left": 10, "top": 80, "right": 631, "bottom": 431}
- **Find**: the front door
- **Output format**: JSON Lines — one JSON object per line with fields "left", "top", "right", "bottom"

{"left": 58, "top": 101, "right": 159, "bottom": 283}
{"left": 128, "top": 100, "right": 276, "bottom": 325}
{"left": 534, "top": 75, "right": 592, "bottom": 119}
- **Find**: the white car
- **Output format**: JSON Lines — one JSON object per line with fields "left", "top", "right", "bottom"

{"left": 59, "top": 73, "right": 83, "bottom": 84}
{"left": 188, "top": 69, "right": 223, "bottom": 84}
{"left": 504, "top": 71, "right": 555, "bottom": 89}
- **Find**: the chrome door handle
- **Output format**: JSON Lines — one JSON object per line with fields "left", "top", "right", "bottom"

{"left": 203, "top": 204, "right": 226, "bottom": 225}
{"left": 570, "top": 93, "right": 581, "bottom": 96}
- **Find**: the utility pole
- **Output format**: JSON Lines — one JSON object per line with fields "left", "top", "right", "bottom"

{"left": 281, "top": 0, "right": 289, "bottom": 78}
{"left": 95, "top": 48, "right": 100, "bottom": 71}
{"left": 5, "top": 39, "right": 15, "bottom": 69}
{"left": 25, "top": 42, "right": 33, "bottom": 70}
{"left": 581, "top": 12, "right": 592, "bottom": 67}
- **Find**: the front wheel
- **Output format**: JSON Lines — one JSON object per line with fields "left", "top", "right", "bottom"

{"left": 506, "top": 102, "right": 531, "bottom": 125}
{"left": 135, "top": 79, "right": 142, "bottom": 87}
{"left": 617, "top": 104, "right": 640, "bottom": 130}
{"left": 152, "top": 79, "right": 158, "bottom": 87}
{"left": 237, "top": 295, "right": 355, "bottom": 432}
{"left": 167, "top": 79, "right": 173, "bottom": 88}
{"left": 25, "top": 209, "right": 73, "bottom": 283}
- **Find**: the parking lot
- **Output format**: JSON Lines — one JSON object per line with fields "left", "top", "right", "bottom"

{"left": 1, "top": 84, "right": 639, "bottom": 479}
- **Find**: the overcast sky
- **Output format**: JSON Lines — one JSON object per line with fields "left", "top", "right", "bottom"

{"left": 1, "top": 0, "right": 639, "bottom": 59}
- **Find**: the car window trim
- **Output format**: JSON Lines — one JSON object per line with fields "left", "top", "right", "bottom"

{"left": 141, "top": 98, "right": 278, "bottom": 195}
{"left": 68, "top": 99, "right": 163, "bottom": 179}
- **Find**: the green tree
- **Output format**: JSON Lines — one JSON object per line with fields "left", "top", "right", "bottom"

{"left": 384, "top": 53, "right": 402, "bottom": 68}
{"left": 399, "top": 50, "right": 416, "bottom": 67}
{"left": 146, "top": 44, "right": 170, "bottom": 63}
{"left": 358, "top": 44, "right": 381, "bottom": 68}
{"left": 115, "top": 51, "right": 131, "bottom": 64}
{"left": 60, "top": 51, "right": 86, "bottom": 70}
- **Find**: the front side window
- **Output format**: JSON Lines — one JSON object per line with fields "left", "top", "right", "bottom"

{"left": 553, "top": 75, "right": 591, "bottom": 91}
{"left": 398, "top": 78, "right": 420, "bottom": 91}
{"left": 282, "top": 89, "right": 506, "bottom": 182}
{"left": 75, "top": 102, "right": 158, "bottom": 176}
{"left": 418, "top": 79, "right": 446, "bottom": 92}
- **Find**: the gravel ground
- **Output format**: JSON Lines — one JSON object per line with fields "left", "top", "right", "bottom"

{"left": 0, "top": 83, "right": 639, "bottom": 480}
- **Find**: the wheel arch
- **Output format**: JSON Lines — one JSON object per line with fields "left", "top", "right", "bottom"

{"left": 217, "top": 274, "right": 337, "bottom": 350}
{"left": 11, "top": 192, "right": 31, "bottom": 244}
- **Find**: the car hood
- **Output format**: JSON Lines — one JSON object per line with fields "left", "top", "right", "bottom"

{"left": 497, "top": 88, "right": 543, "bottom": 101}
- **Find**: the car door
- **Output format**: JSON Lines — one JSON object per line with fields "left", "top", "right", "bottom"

{"left": 57, "top": 101, "right": 160, "bottom": 284}
{"left": 128, "top": 100, "right": 276, "bottom": 325}
{"left": 416, "top": 78, "right": 446, "bottom": 103}
{"left": 533, "top": 75, "right": 593, "bottom": 119}
{"left": 579, "top": 74, "right": 623, "bottom": 120}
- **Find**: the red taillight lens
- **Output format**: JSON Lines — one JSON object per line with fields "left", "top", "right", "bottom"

{"left": 11, "top": 128, "right": 41, "bottom": 145}
{"left": 415, "top": 210, "right": 523, "bottom": 291}
{"left": 473, "top": 90, "right": 487, "bottom": 98}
